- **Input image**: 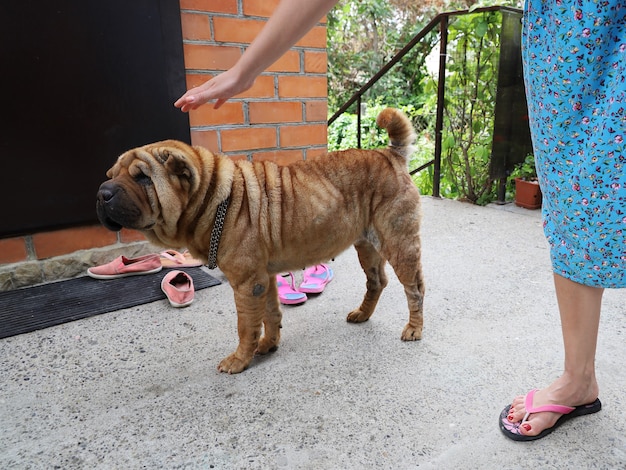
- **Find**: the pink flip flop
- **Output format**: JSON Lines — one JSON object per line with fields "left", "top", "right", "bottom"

{"left": 298, "top": 264, "right": 334, "bottom": 294}
{"left": 499, "top": 389, "right": 602, "bottom": 441}
{"left": 160, "top": 249, "right": 203, "bottom": 268}
{"left": 276, "top": 273, "right": 307, "bottom": 305}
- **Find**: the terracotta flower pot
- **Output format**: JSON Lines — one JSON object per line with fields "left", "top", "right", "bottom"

{"left": 514, "top": 178, "right": 542, "bottom": 209}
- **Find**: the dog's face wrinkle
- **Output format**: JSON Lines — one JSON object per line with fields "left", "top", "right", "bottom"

{"left": 139, "top": 146, "right": 213, "bottom": 245}
{"left": 134, "top": 172, "right": 152, "bottom": 187}
{"left": 178, "top": 149, "right": 223, "bottom": 238}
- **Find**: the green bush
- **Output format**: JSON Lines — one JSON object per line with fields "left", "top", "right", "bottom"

{"left": 328, "top": 102, "right": 438, "bottom": 197}
{"left": 328, "top": 8, "right": 511, "bottom": 205}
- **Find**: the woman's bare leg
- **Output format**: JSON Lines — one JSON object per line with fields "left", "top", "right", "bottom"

{"left": 507, "top": 274, "right": 602, "bottom": 437}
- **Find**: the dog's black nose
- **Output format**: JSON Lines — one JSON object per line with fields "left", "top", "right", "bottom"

{"left": 97, "top": 182, "right": 116, "bottom": 202}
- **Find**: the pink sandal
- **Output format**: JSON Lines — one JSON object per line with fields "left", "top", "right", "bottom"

{"left": 276, "top": 273, "right": 307, "bottom": 305}
{"left": 499, "top": 389, "right": 602, "bottom": 441}
{"left": 160, "top": 249, "right": 203, "bottom": 268}
{"left": 298, "top": 264, "right": 334, "bottom": 294}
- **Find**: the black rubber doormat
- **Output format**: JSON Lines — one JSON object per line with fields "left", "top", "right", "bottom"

{"left": 0, "top": 267, "right": 221, "bottom": 339}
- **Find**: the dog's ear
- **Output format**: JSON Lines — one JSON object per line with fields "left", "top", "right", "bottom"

{"left": 162, "top": 150, "right": 192, "bottom": 179}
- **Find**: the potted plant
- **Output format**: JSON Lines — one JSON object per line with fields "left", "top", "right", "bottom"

{"left": 511, "top": 154, "right": 542, "bottom": 209}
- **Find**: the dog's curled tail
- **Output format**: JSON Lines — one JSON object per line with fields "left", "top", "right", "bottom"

{"left": 376, "top": 108, "right": 416, "bottom": 161}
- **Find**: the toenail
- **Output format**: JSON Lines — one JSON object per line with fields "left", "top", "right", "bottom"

{"left": 522, "top": 424, "right": 531, "bottom": 432}
{"left": 507, "top": 414, "right": 514, "bottom": 421}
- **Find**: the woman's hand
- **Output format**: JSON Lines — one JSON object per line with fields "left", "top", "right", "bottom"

{"left": 174, "top": 0, "right": 337, "bottom": 113}
{"left": 174, "top": 66, "right": 254, "bottom": 112}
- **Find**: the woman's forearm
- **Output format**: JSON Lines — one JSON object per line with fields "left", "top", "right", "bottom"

{"left": 236, "top": 0, "right": 338, "bottom": 80}
{"left": 175, "top": 0, "right": 338, "bottom": 111}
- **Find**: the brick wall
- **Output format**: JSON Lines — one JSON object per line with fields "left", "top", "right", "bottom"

{"left": 182, "top": 0, "right": 328, "bottom": 163}
{"left": 0, "top": 0, "right": 328, "bottom": 290}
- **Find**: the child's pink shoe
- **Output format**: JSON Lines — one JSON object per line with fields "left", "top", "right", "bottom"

{"left": 87, "top": 254, "right": 162, "bottom": 279}
{"left": 276, "top": 273, "right": 307, "bottom": 305}
{"left": 161, "top": 270, "right": 195, "bottom": 307}
{"left": 298, "top": 264, "right": 334, "bottom": 294}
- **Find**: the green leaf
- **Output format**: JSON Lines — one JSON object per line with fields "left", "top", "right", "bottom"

{"left": 475, "top": 20, "right": 488, "bottom": 38}
{"left": 474, "top": 145, "right": 490, "bottom": 160}
{"left": 442, "top": 135, "right": 456, "bottom": 150}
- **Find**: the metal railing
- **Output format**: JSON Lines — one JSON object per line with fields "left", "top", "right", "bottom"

{"left": 327, "top": 5, "right": 524, "bottom": 199}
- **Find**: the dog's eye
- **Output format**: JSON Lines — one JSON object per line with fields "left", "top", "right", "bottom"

{"left": 134, "top": 171, "right": 152, "bottom": 186}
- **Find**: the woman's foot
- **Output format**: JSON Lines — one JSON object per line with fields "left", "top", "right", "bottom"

{"left": 505, "top": 375, "right": 599, "bottom": 438}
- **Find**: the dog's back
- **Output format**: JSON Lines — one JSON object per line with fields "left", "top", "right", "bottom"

{"left": 229, "top": 108, "right": 421, "bottom": 272}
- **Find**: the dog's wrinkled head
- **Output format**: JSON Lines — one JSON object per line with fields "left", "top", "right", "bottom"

{"left": 96, "top": 140, "right": 206, "bottom": 235}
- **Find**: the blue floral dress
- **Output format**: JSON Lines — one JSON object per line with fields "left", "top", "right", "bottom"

{"left": 522, "top": 0, "right": 626, "bottom": 288}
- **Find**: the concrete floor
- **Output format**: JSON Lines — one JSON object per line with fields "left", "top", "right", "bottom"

{"left": 1, "top": 196, "right": 624, "bottom": 469}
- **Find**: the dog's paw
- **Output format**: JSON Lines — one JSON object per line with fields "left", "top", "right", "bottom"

{"left": 401, "top": 324, "right": 422, "bottom": 341}
{"left": 217, "top": 353, "right": 251, "bottom": 374}
{"left": 346, "top": 308, "right": 371, "bottom": 323}
{"left": 255, "top": 336, "right": 279, "bottom": 355}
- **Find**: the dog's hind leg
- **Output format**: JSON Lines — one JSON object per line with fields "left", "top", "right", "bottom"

{"left": 256, "top": 275, "right": 282, "bottom": 355}
{"left": 386, "top": 238, "right": 425, "bottom": 341}
{"left": 347, "top": 239, "right": 388, "bottom": 323}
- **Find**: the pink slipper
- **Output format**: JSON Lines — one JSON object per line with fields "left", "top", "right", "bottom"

{"left": 298, "top": 264, "right": 334, "bottom": 294}
{"left": 276, "top": 273, "right": 307, "bottom": 305}
{"left": 87, "top": 253, "right": 162, "bottom": 279}
{"left": 499, "top": 389, "right": 602, "bottom": 441}
{"left": 161, "top": 270, "right": 195, "bottom": 308}
{"left": 160, "top": 249, "right": 203, "bottom": 268}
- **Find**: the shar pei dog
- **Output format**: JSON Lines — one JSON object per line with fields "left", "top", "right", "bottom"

{"left": 96, "top": 107, "right": 425, "bottom": 373}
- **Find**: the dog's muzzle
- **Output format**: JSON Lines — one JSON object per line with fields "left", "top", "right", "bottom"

{"left": 96, "top": 181, "right": 140, "bottom": 232}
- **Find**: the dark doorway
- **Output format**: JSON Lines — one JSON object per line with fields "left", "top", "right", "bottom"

{"left": 0, "top": 0, "right": 190, "bottom": 237}
{"left": 489, "top": 9, "right": 534, "bottom": 201}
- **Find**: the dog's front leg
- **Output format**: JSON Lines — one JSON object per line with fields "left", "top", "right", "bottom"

{"left": 217, "top": 279, "right": 267, "bottom": 374}
{"left": 256, "top": 275, "right": 282, "bottom": 355}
